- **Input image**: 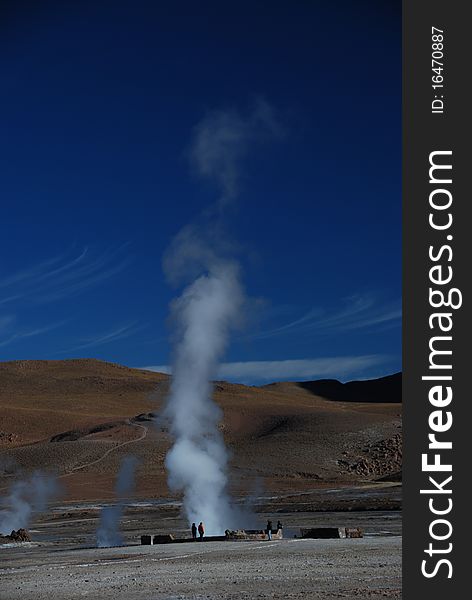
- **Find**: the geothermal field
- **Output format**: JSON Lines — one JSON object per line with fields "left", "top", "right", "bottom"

{"left": 0, "top": 359, "right": 401, "bottom": 599}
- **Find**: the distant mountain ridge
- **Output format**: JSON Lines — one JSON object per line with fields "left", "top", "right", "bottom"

{"left": 297, "top": 372, "right": 401, "bottom": 403}
{"left": 0, "top": 359, "right": 401, "bottom": 397}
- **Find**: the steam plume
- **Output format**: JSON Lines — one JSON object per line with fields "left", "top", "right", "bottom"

{"left": 0, "top": 471, "right": 60, "bottom": 534}
{"left": 96, "top": 456, "right": 137, "bottom": 547}
{"left": 189, "top": 98, "right": 282, "bottom": 206}
{"left": 163, "top": 102, "right": 280, "bottom": 535}
{"left": 163, "top": 242, "right": 244, "bottom": 534}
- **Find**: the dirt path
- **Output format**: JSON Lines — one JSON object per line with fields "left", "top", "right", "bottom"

{"left": 0, "top": 424, "right": 148, "bottom": 493}
{"left": 60, "top": 423, "right": 148, "bottom": 478}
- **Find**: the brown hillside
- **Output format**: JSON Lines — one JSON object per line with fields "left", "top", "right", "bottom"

{"left": 0, "top": 359, "right": 401, "bottom": 503}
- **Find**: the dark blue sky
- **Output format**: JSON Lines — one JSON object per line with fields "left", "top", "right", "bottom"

{"left": 0, "top": 1, "right": 401, "bottom": 383}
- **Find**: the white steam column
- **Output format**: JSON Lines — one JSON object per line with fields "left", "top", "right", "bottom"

{"left": 163, "top": 253, "right": 243, "bottom": 535}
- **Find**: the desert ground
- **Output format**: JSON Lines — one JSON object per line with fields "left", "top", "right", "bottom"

{"left": 0, "top": 359, "right": 402, "bottom": 598}
{"left": 1, "top": 500, "right": 401, "bottom": 599}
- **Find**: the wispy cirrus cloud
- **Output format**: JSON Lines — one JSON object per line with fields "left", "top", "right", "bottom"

{"left": 55, "top": 322, "right": 142, "bottom": 355}
{"left": 250, "top": 294, "right": 401, "bottom": 341}
{"left": 0, "top": 246, "right": 132, "bottom": 352}
{"left": 0, "top": 321, "right": 67, "bottom": 349}
{"left": 142, "top": 354, "right": 388, "bottom": 385}
{"left": 0, "top": 246, "right": 131, "bottom": 307}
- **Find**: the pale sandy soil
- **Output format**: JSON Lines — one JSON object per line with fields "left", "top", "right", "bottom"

{"left": 0, "top": 505, "right": 401, "bottom": 599}
{"left": 1, "top": 532, "right": 401, "bottom": 600}
{"left": 1, "top": 537, "right": 401, "bottom": 600}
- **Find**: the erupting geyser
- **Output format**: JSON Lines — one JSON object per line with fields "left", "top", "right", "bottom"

{"left": 162, "top": 101, "right": 280, "bottom": 535}
{"left": 163, "top": 237, "right": 244, "bottom": 535}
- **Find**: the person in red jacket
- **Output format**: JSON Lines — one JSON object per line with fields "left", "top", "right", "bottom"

{"left": 198, "top": 521, "right": 204, "bottom": 541}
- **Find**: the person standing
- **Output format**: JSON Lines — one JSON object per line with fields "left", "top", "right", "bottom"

{"left": 266, "top": 519, "right": 273, "bottom": 541}
{"left": 198, "top": 521, "right": 205, "bottom": 541}
{"left": 191, "top": 522, "right": 197, "bottom": 541}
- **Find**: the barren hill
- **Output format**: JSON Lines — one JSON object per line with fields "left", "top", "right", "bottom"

{"left": 0, "top": 359, "right": 401, "bottom": 503}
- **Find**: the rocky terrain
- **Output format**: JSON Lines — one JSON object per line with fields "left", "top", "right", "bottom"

{"left": 0, "top": 528, "right": 31, "bottom": 544}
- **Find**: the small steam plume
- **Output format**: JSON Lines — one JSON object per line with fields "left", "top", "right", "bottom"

{"left": 162, "top": 101, "right": 281, "bottom": 535}
{"left": 96, "top": 456, "right": 137, "bottom": 548}
{"left": 239, "top": 477, "right": 266, "bottom": 529}
{"left": 0, "top": 471, "right": 60, "bottom": 534}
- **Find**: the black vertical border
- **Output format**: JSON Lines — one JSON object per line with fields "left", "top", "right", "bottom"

{"left": 403, "top": 0, "right": 469, "bottom": 596}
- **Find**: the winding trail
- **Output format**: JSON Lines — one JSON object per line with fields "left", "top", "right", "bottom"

{"left": 59, "top": 423, "right": 148, "bottom": 479}
{"left": 0, "top": 423, "right": 149, "bottom": 493}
